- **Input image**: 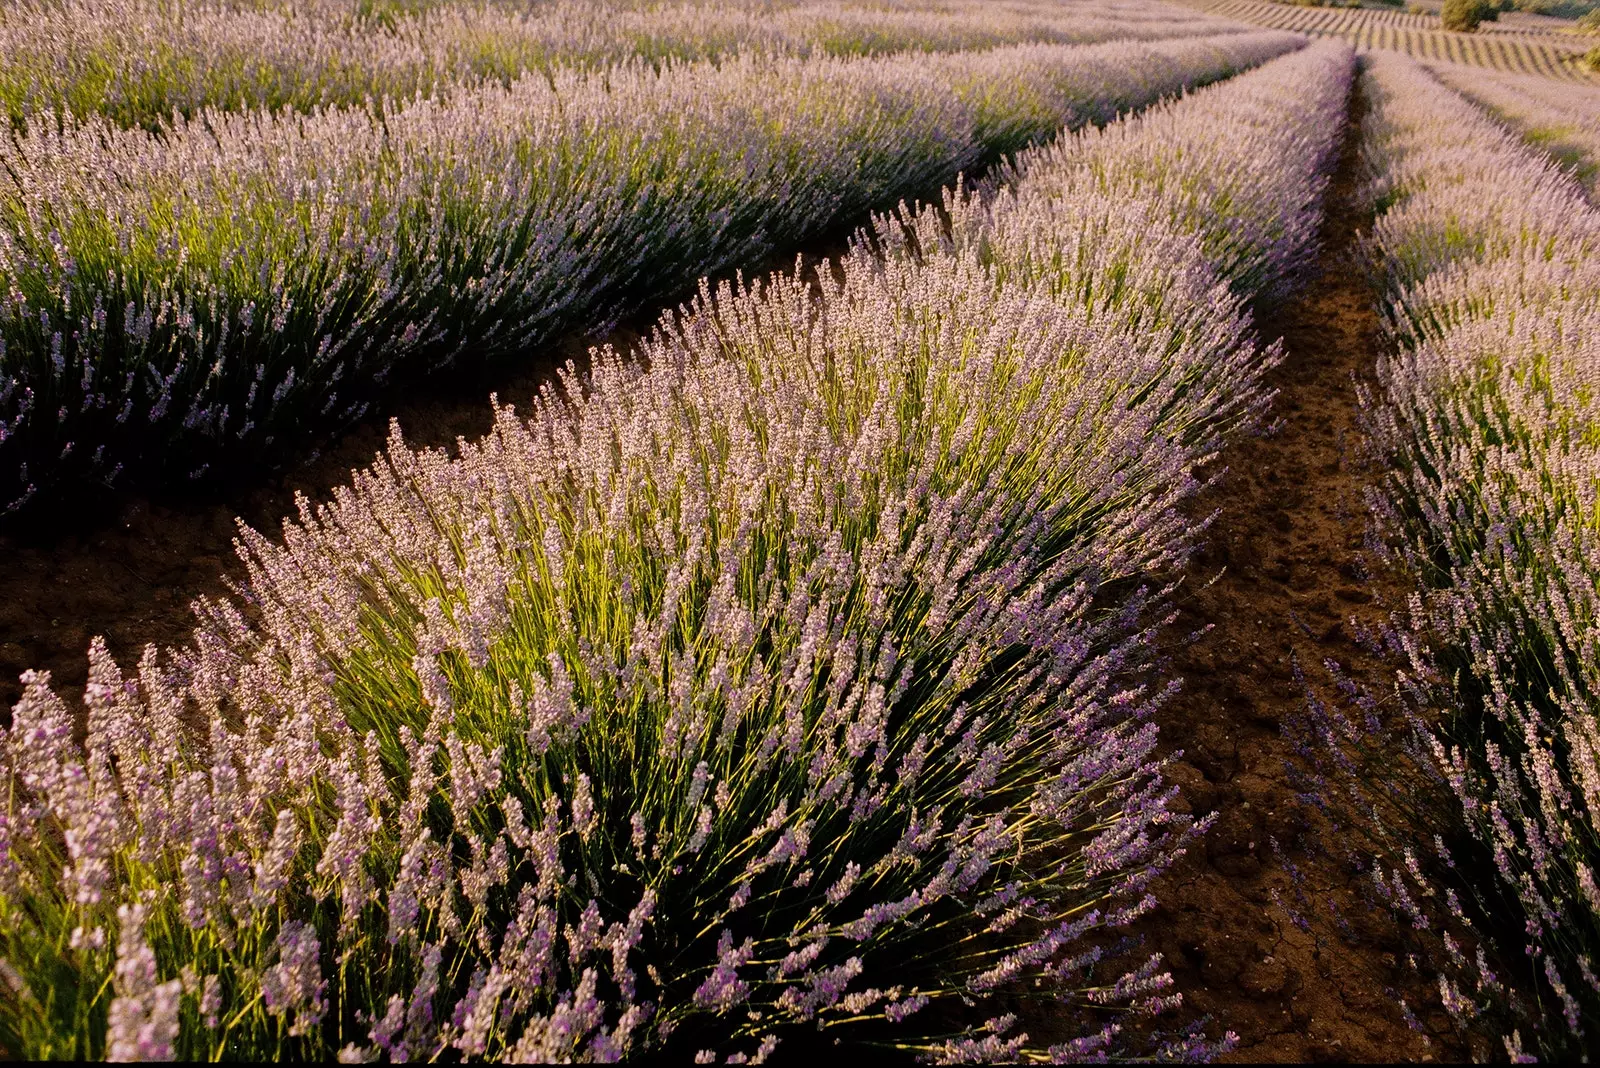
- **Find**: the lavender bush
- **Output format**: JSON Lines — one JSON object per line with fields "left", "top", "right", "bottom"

{"left": 1427, "top": 61, "right": 1600, "bottom": 201}
{"left": 0, "top": 42, "right": 1352, "bottom": 1062}
{"left": 0, "top": 29, "right": 1301, "bottom": 513}
{"left": 1288, "top": 52, "right": 1600, "bottom": 1058}
{"left": 0, "top": 0, "right": 1247, "bottom": 131}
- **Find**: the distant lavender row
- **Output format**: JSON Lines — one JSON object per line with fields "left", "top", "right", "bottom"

{"left": 0, "top": 41, "right": 1352, "bottom": 1061}
{"left": 1351, "top": 53, "right": 1600, "bottom": 1057}
{"left": 0, "top": 0, "right": 1247, "bottom": 129}
{"left": 0, "top": 29, "right": 1302, "bottom": 514}
{"left": 1426, "top": 62, "right": 1600, "bottom": 202}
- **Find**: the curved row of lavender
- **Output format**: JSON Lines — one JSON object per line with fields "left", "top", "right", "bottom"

{"left": 0, "top": 41, "right": 1353, "bottom": 1061}
{"left": 0, "top": 0, "right": 1247, "bottom": 130}
{"left": 1428, "top": 61, "right": 1600, "bottom": 201}
{"left": 1342, "top": 54, "right": 1600, "bottom": 1057}
{"left": 0, "top": 29, "right": 1301, "bottom": 514}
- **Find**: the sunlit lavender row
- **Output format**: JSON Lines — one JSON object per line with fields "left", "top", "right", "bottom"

{"left": 0, "top": 41, "right": 1352, "bottom": 1061}
{"left": 1428, "top": 60, "right": 1600, "bottom": 201}
{"left": 0, "top": 29, "right": 1300, "bottom": 514}
{"left": 1349, "top": 53, "right": 1600, "bottom": 1057}
{"left": 0, "top": 0, "right": 1246, "bottom": 130}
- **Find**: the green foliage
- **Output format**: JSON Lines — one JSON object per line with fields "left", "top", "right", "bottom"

{"left": 1441, "top": 0, "right": 1499, "bottom": 30}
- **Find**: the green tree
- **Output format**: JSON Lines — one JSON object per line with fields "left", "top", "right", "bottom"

{"left": 1441, "top": 0, "right": 1499, "bottom": 29}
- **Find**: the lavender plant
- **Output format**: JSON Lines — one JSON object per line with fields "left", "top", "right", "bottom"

{"left": 1291, "top": 52, "right": 1600, "bottom": 1058}
{"left": 0, "top": 30, "right": 1301, "bottom": 514}
{"left": 0, "top": 41, "right": 1352, "bottom": 1062}
{"left": 0, "top": 0, "right": 1248, "bottom": 131}
{"left": 962, "top": 42, "right": 1348, "bottom": 306}
{"left": 1427, "top": 61, "right": 1600, "bottom": 201}
{"left": 923, "top": 32, "right": 1290, "bottom": 159}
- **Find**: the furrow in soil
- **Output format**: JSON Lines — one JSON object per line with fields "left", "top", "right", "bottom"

{"left": 1133, "top": 76, "right": 1461, "bottom": 1062}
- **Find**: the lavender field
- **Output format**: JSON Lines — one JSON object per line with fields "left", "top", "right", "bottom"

{"left": 0, "top": 0, "right": 1595, "bottom": 1063}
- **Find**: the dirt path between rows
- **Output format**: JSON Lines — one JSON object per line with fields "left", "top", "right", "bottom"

{"left": 1130, "top": 77, "right": 1462, "bottom": 1062}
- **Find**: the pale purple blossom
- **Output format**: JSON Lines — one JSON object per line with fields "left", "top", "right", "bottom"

{"left": 105, "top": 904, "right": 181, "bottom": 1062}
{"left": 261, "top": 921, "right": 329, "bottom": 1037}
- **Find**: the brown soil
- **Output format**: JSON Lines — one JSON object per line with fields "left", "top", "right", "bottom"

{"left": 1129, "top": 80, "right": 1463, "bottom": 1060}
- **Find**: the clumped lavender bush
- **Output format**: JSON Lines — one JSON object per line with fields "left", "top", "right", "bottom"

{"left": 0, "top": 30, "right": 1300, "bottom": 513}
{"left": 1427, "top": 63, "right": 1600, "bottom": 200}
{"left": 1286, "top": 52, "right": 1600, "bottom": 1058}
{"left": 0, "top": 42, "right": 1352, "bottom": 1062}
{"left": 0, "top": 0, "right": 1247, "bottom": 130}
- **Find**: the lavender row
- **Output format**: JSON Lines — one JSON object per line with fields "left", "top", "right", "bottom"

{"left": 1346, "top": 53, "right": 1600, "bottom": 1057}
{"left": 0, "top": 29, "right": 1301, "bottom": 514}
{"left": 0, "top": 41, "right": 1352, "bottom": 1062}
{"left": 0, "top": 0, "right": 1246, "bottom": 130}
{"left": 1426, "top": 61, "right": 1600, "bottom": 202}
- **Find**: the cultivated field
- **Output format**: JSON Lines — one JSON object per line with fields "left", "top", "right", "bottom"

{"left": 0, "top": 0, "right": 1250, "bottom": 128}
{"left": 0, "top": 8, "right": 1287, "bottom": 513}
{"left": 0, "top": 0, "right": 1596, "bottom": 1063}
{"left": 1174, "top": 0, "right": 1599, "bottom": 77}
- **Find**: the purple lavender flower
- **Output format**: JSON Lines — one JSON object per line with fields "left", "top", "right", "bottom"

{"left": 261, "top": 921, "right": 328, "bottom": 1037}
